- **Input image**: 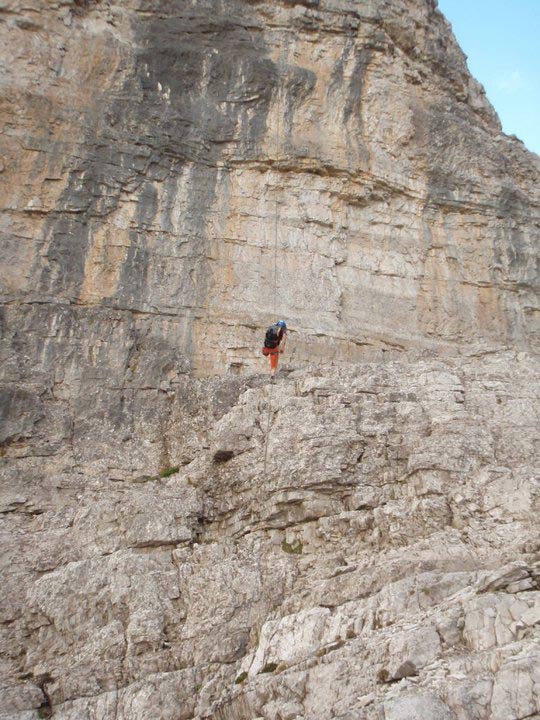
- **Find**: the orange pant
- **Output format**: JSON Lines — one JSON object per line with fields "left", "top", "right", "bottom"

{"left": 262, "top": 346, "right": 280, "bottom": 370}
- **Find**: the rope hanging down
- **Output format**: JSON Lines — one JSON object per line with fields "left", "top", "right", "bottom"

{"left": 272, "top": 70, "right": 281, "bottom": 316}
{"left": 263, "top": 42, "right": 285, "bottom": 475}
{"left": 262, "top": 373, "right": 274, "bottom": 474}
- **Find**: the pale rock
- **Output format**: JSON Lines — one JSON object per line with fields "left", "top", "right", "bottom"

{"left": 0, "top": 0, "right": 539, "bottom": 718}
{"left": 521, "top": 605, "right": 540, "bottom": 627}
{"left": 490, "top": 653, "right": 540, "bottom": 720}
{"left": 383, "top": 692, "right": 456, "bottom": 720}
{"left": 385, "top": 626, "right": 441, "bottom": 681}
{"left": 477, "top": 562, "right": 532, "bottom": 593}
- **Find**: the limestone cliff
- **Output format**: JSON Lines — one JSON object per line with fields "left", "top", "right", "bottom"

{"left": 1, "top": 1, "right": 539, "bottom": 719}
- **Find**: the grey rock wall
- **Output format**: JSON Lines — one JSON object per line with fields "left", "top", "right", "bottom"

{"left": 1, "top": 0, "right": 539, "bottom": 718}
{"left": 2, "top": 353, "right": 539, "bottom": 718}
{"left": 1, "top": 0, "right": 539, "bottom": 469}
{"left": 1, "top": 0, "right": 539, "bottom": 371}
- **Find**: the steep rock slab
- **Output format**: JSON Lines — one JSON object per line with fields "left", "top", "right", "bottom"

{"left": 1, "top": 354, "right": 539, "bottom": 718}
{"left": 1, "top": 1, "right": 540, "bottom": 719}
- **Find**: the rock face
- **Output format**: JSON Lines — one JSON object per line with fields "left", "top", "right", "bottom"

{"left": 2, "top": 353, "right": 540, "bottom": 719}
{"left": 2, "top": 0, "right": 539, "bottom": 376}
{"left": 1, "top": 1, "right": 539, "bottom": 719}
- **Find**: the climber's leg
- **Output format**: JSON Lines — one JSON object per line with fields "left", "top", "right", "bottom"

{"left": 270, "top": 348, "right": 279, "bottom": 376}
{"left": 262, "top": 346, "right": 280, "bottom": 377}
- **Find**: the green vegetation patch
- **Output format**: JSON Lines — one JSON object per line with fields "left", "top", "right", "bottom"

{"left": 159, "top": 465, "right": 180, "bottom": 478}
{"left": 234, "top": 671, "right": 248, "bottom": 684}
{"left": 281, "top": 538, "right": 303, "bottom": 555}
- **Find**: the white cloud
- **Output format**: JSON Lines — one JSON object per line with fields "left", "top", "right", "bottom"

{"left": 496, "top": 70, "right": 527, "bottom": 94}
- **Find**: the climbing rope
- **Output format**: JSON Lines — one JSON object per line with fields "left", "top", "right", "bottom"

{"left": 272, "top": 74, "right": 281, "bottom": 316}
{"left": 263, "top": 376, "right": 274, "bottom": 474}
{"left": 263, "top": 38, "right": 286, "bottom": 475}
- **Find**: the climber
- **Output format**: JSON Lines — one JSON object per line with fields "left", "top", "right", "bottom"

{"left": 262, "top": 320, "right": 287, "bottom": 378}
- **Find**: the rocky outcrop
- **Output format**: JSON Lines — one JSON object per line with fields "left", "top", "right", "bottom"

{"left": 1, "top": 0, "right": 539, "bottom": 718}
{"left": 2, "top": 352, "right": 539, "bottom": 718}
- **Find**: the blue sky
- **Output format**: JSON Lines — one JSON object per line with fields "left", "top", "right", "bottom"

{"left": 437, "top": 0, "right": 540, "bottom": 155}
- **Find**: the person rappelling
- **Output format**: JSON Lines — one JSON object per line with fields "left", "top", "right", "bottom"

{"left": 262, "top": 320, "right": 287, "bottom": 379}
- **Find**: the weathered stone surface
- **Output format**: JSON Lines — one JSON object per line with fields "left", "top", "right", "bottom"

{"left": 1, "top": 0, "right": 539, "bottom": 384}
{"left": 383, "top": 693, "right": 456, "bottom": 720}
{"left": 1, "top": 353, "right": 539, "bottom": 718}
{"left": 1, "top": 0, "right": 539, "bottom": 719}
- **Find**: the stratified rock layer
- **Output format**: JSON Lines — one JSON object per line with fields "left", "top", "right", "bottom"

{"left": 1, "top": 0, "right": 539, "bottom": 719}
{"left": 1, "top": 0, "right": 539, "bottom": 378}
